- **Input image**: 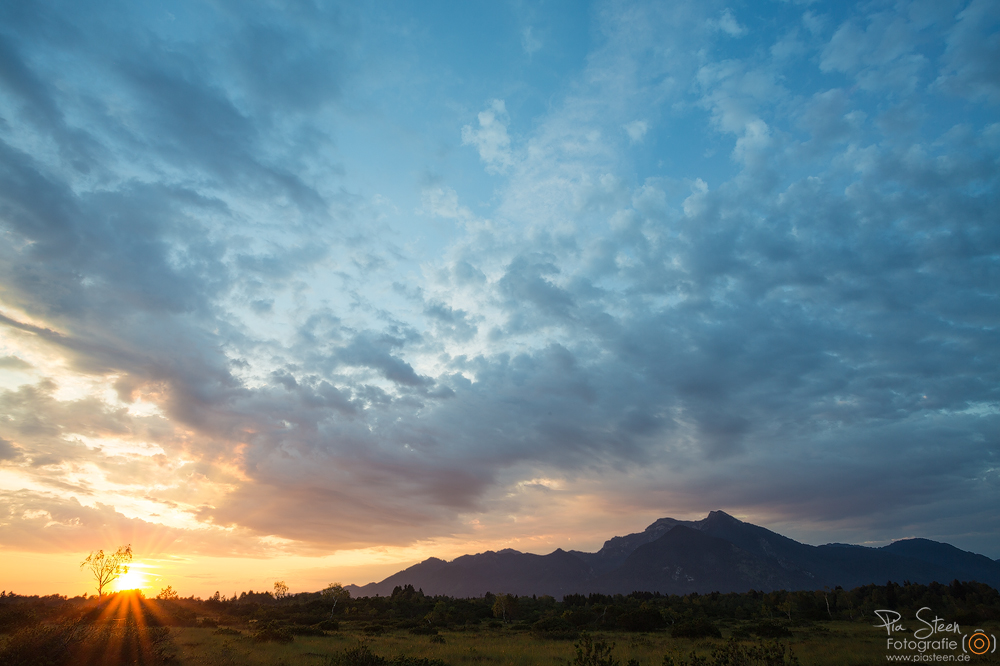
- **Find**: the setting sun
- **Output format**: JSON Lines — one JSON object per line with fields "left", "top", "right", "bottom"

{"left": 113, "top": 570, "right": 146, "bottom": 593}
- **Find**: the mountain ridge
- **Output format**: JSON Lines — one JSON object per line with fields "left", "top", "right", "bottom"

{"left": 345, "top": 511, "right": 1000, "bottom": 598}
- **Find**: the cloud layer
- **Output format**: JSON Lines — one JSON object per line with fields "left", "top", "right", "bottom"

{"left": 0, "top": 0, "right": 998, "bottom": 568}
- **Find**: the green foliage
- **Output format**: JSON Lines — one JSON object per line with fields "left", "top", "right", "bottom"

{"left": 746, "top": 622, "right": 791, "bottom": 638}
{"left": 663, "top": 638, "right": 798, "bottom": 666}
{"left": 671, "top": 619, "right": 722, "bottom": 639}
{"left": 249, "top": 619, "right": 294, "bottom": 643}
{"left": 329, "top": 642, "right": 387, "bottom": 666}
{"left": 214, "top": 626, "right": 243, "bottom": 636}
{"left": 326, "top": 642, "right": 448, "bottom": 666}
{"left": 492, "top": 593, "right": 518, "bottom": 623}
{"left": 573, "top": 632, "right": 620, "bottom": 666}
{"left": 617, "top": 606, "right": 666, "bottom": 632}
{"left": 533, "top": 614, "right": 580, "bottom": 639}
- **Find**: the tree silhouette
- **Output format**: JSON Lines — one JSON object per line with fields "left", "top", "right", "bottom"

{"left": 80, "top": 544, "right": 132, "bottom": 597}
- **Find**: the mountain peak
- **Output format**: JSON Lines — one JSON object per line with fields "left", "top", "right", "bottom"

{"left": 348, "top": 513, "right": 1000, "bottom": 598}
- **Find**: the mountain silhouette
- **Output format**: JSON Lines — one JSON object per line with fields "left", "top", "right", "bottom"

{"left": 346, "top": 511, "right": 1000, "bottom": 598}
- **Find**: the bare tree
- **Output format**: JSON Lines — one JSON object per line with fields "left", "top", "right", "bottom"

{"left": 80, "top": 544, "right": 133, "bottom": 597}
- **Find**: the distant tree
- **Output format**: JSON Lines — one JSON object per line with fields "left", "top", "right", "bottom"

{"left": 492, "top": 593, "right": 518, "bottom": 623}
{"left": 156, "top": 585, "right": 179, "bottom": 600}
{"left": 273, "top": 580, "right": 289, "bottom": 599}
{"left": 322, "top": 582, "right": 350, "bottom": 618}
{"left": 80, "top": 544, "right": 132, "bottom": 597}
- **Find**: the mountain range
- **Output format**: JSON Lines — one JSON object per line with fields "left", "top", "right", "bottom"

{"left": 345, "top": 511, "right": 1000, "bottom": 598}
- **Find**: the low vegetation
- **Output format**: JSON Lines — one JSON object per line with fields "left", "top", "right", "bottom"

{"left": 0, "top": 580, "right": 997, "bottom": 665}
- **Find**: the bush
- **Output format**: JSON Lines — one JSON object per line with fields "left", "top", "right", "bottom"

{"left": 533, "top": 615, "right": 579, "bottom": 639}
{"left": 199, "top": 617, "right": 219, "bottom": 628}
{"left": 250, "top": 620, "right": 294, "bottom": 643}
{"left": 617, "top": 608, "right": 666, "bottom": 632}
{"left": 573, "top": 632, "right": 620, "bottom": 666}
{"left": 0, "top": 619, "right": 173, "bottom": 666}
{"left": 408, "top": 625, "right": 438, "bottom": 635}
{"left": 671, "top": 619, "right": 722, "bottom": 639}
{"left": 563, "top": 608, "right": 597, "bottom": 627}
{"left": 663, "top": 638, "right": 798, "bottom": 666}
{"left": 214, "top": 627, "right": 242, "bottom": 636}
{"left": 326, "top": 644, "right": 449, "bottom": 666}
{"left": 749, "top": 622, "right": 792, "bottom": 638}
{"left": 328, "top": 643, "right": 386, "bottom": 666}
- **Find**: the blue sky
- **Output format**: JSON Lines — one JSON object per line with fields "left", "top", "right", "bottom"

{"left": 0, "top": 0, "right": 998, "bottom": 594}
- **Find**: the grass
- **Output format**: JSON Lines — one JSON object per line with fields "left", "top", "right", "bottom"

{"left": 165, "top": 620, "right": 1000, "bottom": 666}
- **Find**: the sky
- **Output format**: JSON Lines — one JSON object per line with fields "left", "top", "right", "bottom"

{"left": 0, "top": 0, "right": 998, "bottom": 598}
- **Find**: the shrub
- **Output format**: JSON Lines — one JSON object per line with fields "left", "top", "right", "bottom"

{"left": 214, "top": 627, "right": 242, "bottom": 636}
{"left": 326, "top": 644, "right": 449, "bottom": 666}
{"left": 617, "top": 608, "right": 666, "bottom": 632}
{"left": 663, "top": 638, "right": 799, "bottom": 666}
{"left": 0, "top": 619, "right": 173, "bottom": 666}
{"left": 671, "top": 619, "right": 722, "bottom": 639}
{"left": 533, "top": 615, "right": 579, "bottom": 639}
{"left": 573, "top": 632, "right": 620, "bottom": 666}
{"left": 328, "top": 643, "right": 386, "bottom": 666}
{"left": 749, "top": 622, "right": 792, "bottom": 638}
{"left": 250, "top": 620, "right": 294, "bottom": 643}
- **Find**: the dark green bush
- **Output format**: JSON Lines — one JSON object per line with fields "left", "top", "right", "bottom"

{"left": 361, "top": 623, "right": 386, "bottom": 635}
{"left": 250, "top": 619, "right": 294, "bottom": 643}
{"left": 214, "top": 626, "right": 242, "bottom": 636}
{"left": 749, "top": 622, "right": 791, "bottom": 638}
{"left": 533, "top": 615, "right": 579, "bottom": 639}
{"left": 671, "top": 619, "right": 722, "bottom": 639}
{"left": 573, "top": 632, "right": 620, "bottom": 666}
{"left": 617, "top": 607, "right": 666, "bottom": 632}
{"left": 663, "top": 638, "right": 798, "bottom": 666}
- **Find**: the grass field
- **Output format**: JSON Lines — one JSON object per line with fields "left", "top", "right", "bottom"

{"left": 165, "top": 621, "right": 1000, "bottom": 666}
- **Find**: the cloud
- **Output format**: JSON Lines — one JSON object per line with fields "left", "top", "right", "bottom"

{"left": 461, "top": 100, "right": 515, "bottom": 174}
{"left": 0, "top": 355, "right": 32, "bottom": 370}
{"left": 0, "top": 0, "right": 997, "bottom": 565}
{"left": 622, "top": 120, "right": 648, "bottom": 143}
{"left": 935, "top": 0, "right": 1000, "bottom": 103}
{"left": 712, "top": 9, "right": 747, "bottom": 37}
{"left": 521, "top": 26, "right": 542, "bottom": 55}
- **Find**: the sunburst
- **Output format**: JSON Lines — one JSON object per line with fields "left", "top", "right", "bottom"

{"left": 113, "top": 569, "right": 146, "bottom": 592}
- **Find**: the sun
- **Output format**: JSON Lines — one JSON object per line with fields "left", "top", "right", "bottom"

{"left": 114, "top": 569, "right": 146, "bottom": 592}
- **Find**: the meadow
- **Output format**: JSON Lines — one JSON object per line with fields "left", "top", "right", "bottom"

{"left": 164, "top": 620, "right": 1000, "bottom": 666}
{"left": 2, "top": 581, "right": 999, "bottom": 665}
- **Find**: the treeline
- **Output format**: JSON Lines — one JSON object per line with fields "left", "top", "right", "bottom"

{"left": 2, "top": 579, "right": 998, "bottom": 638}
